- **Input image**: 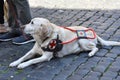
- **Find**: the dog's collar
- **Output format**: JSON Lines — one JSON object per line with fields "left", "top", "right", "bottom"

{"left": 42, "top": 37, "right": 49, "bottom": 43}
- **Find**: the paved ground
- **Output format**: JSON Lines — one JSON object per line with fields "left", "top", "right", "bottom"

{"left": 0, "top": 0, "right": 120, "bottom": 80}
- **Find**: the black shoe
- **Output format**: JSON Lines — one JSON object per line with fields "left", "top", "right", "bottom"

{"left": 12, "top": 35, "right": 35, "bottom": 45}
{"left": 0, "top": 32, "right": 21, "bottom": 41}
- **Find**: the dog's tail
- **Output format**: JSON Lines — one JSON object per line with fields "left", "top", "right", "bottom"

{"left": 97, "top": 35, "right": 120, "bottom": 46}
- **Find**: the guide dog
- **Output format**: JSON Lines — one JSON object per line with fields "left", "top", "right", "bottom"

{"left": 9, "top": 18, "right": 120, "bottom": 69}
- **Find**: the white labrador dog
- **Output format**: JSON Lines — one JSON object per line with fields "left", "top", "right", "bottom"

{"left": 9, "top": 18, "right": 120, "bottom": 69}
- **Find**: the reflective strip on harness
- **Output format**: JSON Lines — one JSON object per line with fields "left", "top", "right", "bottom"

{"left": 76, "top": 28, "right": 96, "bottom": 39}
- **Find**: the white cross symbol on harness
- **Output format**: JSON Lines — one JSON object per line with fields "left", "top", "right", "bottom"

{"left": 49, "top": 40, "right": 57, "bottom": 50}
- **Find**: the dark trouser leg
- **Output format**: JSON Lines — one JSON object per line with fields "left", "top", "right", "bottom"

{"left": 0, "top": 0, "right": 4, "bottom": 24}
{"left": 14, "top": 0, "right": 32, "bottom": 25}
{"left": 7, "top": 0, "right": 31, "bottom": 34}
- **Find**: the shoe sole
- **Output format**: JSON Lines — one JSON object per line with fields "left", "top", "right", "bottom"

{"left": 0, "top": 38, "right": 12, "bottom": 41}
{"left": 12, "top": 39, "right": 35, "bottom": 45}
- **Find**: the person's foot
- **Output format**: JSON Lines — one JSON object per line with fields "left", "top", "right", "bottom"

{"left": 0, "top": 24, "right": 8, "bottom": 33}
{"left": 0, "top": 31, "right": 21, "bottom": 41}
{"left": 12, "top": 34, "right": 35, "bottom": 45}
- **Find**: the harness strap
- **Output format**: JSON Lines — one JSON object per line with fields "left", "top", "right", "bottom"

{"left": 59, "top": 27, "right": 96, "bottom": 44}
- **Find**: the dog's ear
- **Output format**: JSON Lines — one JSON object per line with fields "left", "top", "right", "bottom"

{"left": 41, "top": 24, "right": 48, "bottom": 34}
{"left": 41, "top": 22, "right": 53, "bottom": 37}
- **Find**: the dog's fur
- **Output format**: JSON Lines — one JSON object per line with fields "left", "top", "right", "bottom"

{"left": 9, "top": 18, "right": 120, "bottom": 69}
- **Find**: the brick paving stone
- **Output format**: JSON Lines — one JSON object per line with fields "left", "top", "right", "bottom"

{"left": 110, "top": 18, "right": 120, "bottom": 29}
{"left": 93, "top": 65, "right": 107, "bottom": 73}
{"left": 111, "top": 60, "right": 120, "bottom": 66}
{"left": 81, "top": 21, "right": 91, "bottom": 27}
{"left": 114, "top": 29, "right": 120, "bottom": 35}
{"left": 95, "top": 49, "right": 108, "bottom": 57}
{"left": 100, "top": 33, "right": 110, "bottom": 40}
{"left": 92, "top": 22, "right": 102, "bottom": 27}
{"left": 82, "top": 76, "right": 99, "bottom": 80}
{"left": 95, "top": 11, "right": 104, "bottom": 16}
{"left": 72, "top": 69, "right": 90, "bottom": 77}
{"left": 105, "top": 52, "right": 118, "bottom": 59}
{"left": 102, "top": 19, "right": 115, "bottom": 31}
{"left": 23, "top": 77, "right": 37, "bottom": 80}
{"left": 100, "top": 56, "right": 114, "bottom": 63}
{"left": 102, "top": 71, "right": 118, "bottom": 79}
{"left": 95, "top": 17, "right": 108, "bottom": 23}
{"left": 79, "top": 60, "right": 97, "bottom": 70}
{"left": 100, "top": 76, "right": 113, "bottom": 80}
{"left": 109, "top": 65, "right": 120, "bottom": 72}
{"left": 67, "top": 74, "right": 83, "bottom": 80}
{"left": 105, "top": 28, "right": 117, "bottom": 36}
{"left": 88, "top": 56, "right": 101, "bottom": 63}
{"left": 110, "top": 47, "right": 120, "bottom": 55}
{"left": 95, "top": 28, "right": 105, "bottom": 34}
{"left": 103, "top": 12, "right": 113, "bottom": 18}
{"left": 109, "top": 36, "right": 119, "bottom": 42}
{"left": 114, "top": 76, "right": 120, "bottom": 80}
{"left": 71, "top": 21, "right": 84, "bottom": 26}
{"left": 110, "top": 33, "right": 120, "bottom": 42}
{"left": 62, "top": 21, "right": 72, "bottom": 26}
{"left": 112, "top": 14, "right": 120, "bottom": 20}
{"left": 93, "top": 57, "right": 114, "bottom": 73}
{"left": 99, "top": 23, "right": 109, "bottom": 31}
{"left": 87, "top": 71, "right": 101, "bottom": 77}
{"left": 80, "top": 11, "right": 96, "bottom": 23}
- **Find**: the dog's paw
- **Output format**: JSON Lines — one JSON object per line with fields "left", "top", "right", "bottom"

{"left": 9, "top": 61, "right": 20, "bottom": 67}
{"left": 17, "top": 63, "right": 29, "bottom": 69}
{"left": 88, "top": 53, "right": 94, "bottom": 57}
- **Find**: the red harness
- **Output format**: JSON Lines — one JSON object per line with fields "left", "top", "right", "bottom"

{"left": 60, "top": 27, "right": 96, "bottom": 44}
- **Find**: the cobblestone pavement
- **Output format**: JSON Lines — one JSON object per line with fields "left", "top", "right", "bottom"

{"left": 0, "top": 0, "right": 120, "bottom": 80}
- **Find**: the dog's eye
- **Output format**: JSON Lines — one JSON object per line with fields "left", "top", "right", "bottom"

{"left": 31, "top": 21, "right": 34, "bottom": 24}
{"left": 41, "top": 24, "right": 43, "bottom": 26}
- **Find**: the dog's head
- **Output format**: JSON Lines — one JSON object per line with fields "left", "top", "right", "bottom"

{"left": 23, "top": 18, "right": 53, "bottom": 38}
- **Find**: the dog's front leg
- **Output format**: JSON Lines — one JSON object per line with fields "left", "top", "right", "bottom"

{"left": 9, "top": 43, "right": 38, "bottom": 67}
{"left": 17, "top": 52, "right": 53, "bottom": 69}
{"left": 9, "top": 49, "right": 36, "bottom": 67}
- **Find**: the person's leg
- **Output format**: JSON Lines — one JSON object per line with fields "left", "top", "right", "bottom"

{"left": 0, "top": 0, "right": 4, "bottom": 24}
{"left": 7, "top": 0, "right": 21, "bottom": 32}
{"left": 0, "top": 0, "right": 34, "bottom": 43}
{"left": 14, "top": 0, "right": 32, "bottom": 25}
{"left": 7, "top": 0, "right": 31, "bottom": 29}
{"left": 0, "top": 0, "right": 8, "bottom": 33}
{"left": 12, "top": 0, "right": 34, "bottom": 45}
{"left": 0, "top": 0, "right": 22, "bottom": 41}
